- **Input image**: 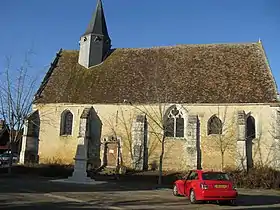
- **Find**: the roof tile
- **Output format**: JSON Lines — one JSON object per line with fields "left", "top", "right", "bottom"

{"left": 34, "top": 43, "right": 278, "bottom": 104}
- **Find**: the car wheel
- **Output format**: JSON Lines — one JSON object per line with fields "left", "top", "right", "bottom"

{"left": 189, "top": 189, "right": 197, "bottom": 204}
{"left": 172, "top": 185, "right": 179, "bottom": 196}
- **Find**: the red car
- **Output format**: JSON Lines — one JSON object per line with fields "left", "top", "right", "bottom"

{"left": 173, "top": 169, "right": 238, "bottom": 205}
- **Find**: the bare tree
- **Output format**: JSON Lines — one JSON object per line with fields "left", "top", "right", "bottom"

{"left": 219, "top": 109, "right": 274, "bottom": 172}
{"left": 0, "top": 50, "right": 38, "bottom": 174}
{"left": 105, "top": 105, "right": 169, "bottom": 176}
{"left": 125, "top": 102, "right": 170, "bottom": 185}
{"left": 255, "top": 108, "right": 280, "bottom": 168}
{"left": 122, "top": 51, "right": 186, "bottom": 185}
{"left": 207, "top": 106, "right": 236, "bottom": 171}
{"left": 104, "top": 106, "right": 135, "bottom": 164}
{"left": 238, "top": 111, "right": 274, "bottom": 171}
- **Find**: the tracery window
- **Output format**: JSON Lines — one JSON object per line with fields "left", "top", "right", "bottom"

{"left": 164, "top": 106, "right": 184, "bottom": 138}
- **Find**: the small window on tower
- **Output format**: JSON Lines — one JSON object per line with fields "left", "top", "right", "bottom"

{"left": 94, "top": 36, "right": 102, "bottom": 42}
{"left": 83, "top": 37, "right": 87, "bottom": 42}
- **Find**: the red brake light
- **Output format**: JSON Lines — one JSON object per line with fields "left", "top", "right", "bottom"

{"left": 200, "top": 183, "right": 208, "bottom": 190}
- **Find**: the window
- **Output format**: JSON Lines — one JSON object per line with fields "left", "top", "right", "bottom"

{"left": 60, "top": 110, "right": 73, "bottom": 135}
{"left": 187, "top": 171, "right": 199, "bottom": 180}
{"left": 246, "top": 115, "right": 256, "bottom": 140}
{"left": 202, "top": 172, "right": 230, "bottom": 181}
{"left": 207, "top": 115, "right": 222, "bottom": 135}
{"left": 164, "top": 106, "right": 185, "bottom": 138}
{"left": 246, "top": 115, "right": 255, "bottom": 170}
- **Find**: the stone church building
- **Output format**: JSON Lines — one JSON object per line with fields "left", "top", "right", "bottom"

{"left": 20, "top": 0, "right": 280, "bottom": 172}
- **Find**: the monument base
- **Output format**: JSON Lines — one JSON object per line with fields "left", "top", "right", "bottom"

{"left": 50, "top": 176, "right": 107, "bottom": 185}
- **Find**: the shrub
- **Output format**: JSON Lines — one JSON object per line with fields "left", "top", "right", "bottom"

{"left": 225, "top": 164, "right": 280, "bottom": 189}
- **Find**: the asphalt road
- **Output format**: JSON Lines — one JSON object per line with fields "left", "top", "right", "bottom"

{"left": 0, "top": 176, "right": 279, "bottom": 209}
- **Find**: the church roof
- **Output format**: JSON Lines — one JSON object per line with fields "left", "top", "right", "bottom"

{"left": 34, "top": 42, "right": 278, "bottom": 104}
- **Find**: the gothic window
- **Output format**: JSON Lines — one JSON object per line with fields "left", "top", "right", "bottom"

{"left": 246, "top": 115, "right": 255, "bottom": 170}
{"left": 246, "top": 115, "right": 256, "bottom": 140}
{"left": 164, "top": 106, "right": 185, "bottom": 138}
{"left": 60, "top": 110, "right": 73, "bottom": 136}
{"left": 207, "top": 115, "right": 222, "bottom": 135}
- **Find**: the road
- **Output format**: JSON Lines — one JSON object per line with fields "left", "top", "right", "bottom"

{"left": 0, "top": 177, "right": 279, "bottom": 209}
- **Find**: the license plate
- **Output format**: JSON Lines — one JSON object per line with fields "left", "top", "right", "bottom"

{"left": 215, "top": 184, "right": 227, "bottom": 188}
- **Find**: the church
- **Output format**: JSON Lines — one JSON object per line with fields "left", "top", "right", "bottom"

{"left": 20, "top": 0, "right": 280, "bottom": 172}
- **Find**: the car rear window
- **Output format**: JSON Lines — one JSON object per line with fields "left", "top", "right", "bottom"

{"left": 202, "top": 172, "right": 230, "bottom": 181}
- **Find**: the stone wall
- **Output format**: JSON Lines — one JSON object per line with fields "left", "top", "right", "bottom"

{"left": 20, "top": 110, "right": 40, "bottom": 164}
{"left": 131, "top": 115, "right": 148, "bottom": 170}
{"left": 34, "top": 103, "right": 276, "bottom": 171}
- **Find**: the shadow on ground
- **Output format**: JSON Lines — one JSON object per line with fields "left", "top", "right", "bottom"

{"left": 0, "top": 177, "right": 279, "bottom": 209}
{"left": 0, "top": 196, "right": 280, "bottom": 210}
{"left": 109, "top": 194, "right": 280, "bottom": 208}
{"left": 0, "top": 165, "right": 181, "bottom": 187}
{"left": 0, "top": 166, "right": 280, "bottom": 209}
{"left": 236, "top": 193, "right": 280, "bottom": 206}
{"left": 0, "top": 178, "right": 161, "bottom": 193}
{"left": 0, "top": 200, "right": 185, "bottom": 210}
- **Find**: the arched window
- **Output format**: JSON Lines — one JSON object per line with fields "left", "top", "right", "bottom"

{"left": 246, "top": 115, "right": 255, "bottom": 170}
{"left": 164, "top": 106, "right": 185, "bottom": 138}
{"left": 246, "top": 115, "right": 256, "bottom": 140}
{"left": 207, "top": 115, "right": 222, "bottom": 135}
{"left": 60, "top": 110, "right": 73, "bottom": 135}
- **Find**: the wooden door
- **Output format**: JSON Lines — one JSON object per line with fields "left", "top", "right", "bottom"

{"left": 106, "top": 142, "right": 118, "bottom": 167}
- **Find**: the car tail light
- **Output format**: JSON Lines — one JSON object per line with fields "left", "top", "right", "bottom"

{"left": 200, "top": 183, "right": 208, "bottom": 190}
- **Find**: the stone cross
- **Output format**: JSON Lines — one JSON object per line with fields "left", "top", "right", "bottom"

{"left": 68, "top": 108, "right": 93, "bottom": 183}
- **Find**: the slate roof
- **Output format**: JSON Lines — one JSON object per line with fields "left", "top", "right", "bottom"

{"left": 34, "top": 42, "right": 278, "bottom": 104}
{"left": 83, "top": 0, "right": 109, "bottom": 37}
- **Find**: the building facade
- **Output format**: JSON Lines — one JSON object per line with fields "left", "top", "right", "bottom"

{"left": 21, "top": 0, "right": 280, "bottom": 171}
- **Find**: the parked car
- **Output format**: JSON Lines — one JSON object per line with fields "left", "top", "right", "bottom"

{"left": 173, "top": 169, "right": 238, "bottom": 205}
{"left": 0, "top": 152, "right": 19, "bottom": 165}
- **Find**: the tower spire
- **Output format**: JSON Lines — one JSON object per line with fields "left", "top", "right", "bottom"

{"left": 78, "top": 0, "right": 111, "bottom": 68}
{"left": 83, "top": 0, "right": 109, "bottom": 38}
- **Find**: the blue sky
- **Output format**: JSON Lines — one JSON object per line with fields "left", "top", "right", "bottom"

{"left": 0, "top": 0, "right": 279, "bottom": 91}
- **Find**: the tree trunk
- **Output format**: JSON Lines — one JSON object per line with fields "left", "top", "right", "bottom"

{"left": 7, "top": 143, "right": 13, "bottom": 175}
{"left": 221, "top": 151, "right": 224, "bottom": 171}
{"left": 158, "top": 138, "right": 165, "bottom": 185}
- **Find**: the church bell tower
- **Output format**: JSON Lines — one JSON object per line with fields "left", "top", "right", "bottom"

{"left": 78, "top": 0, "right": 111, "bottom": 68}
